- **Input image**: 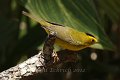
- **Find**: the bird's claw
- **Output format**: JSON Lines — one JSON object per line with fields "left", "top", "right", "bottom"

{"left": 52, "top": 51, "right": 59, "bottom": 63}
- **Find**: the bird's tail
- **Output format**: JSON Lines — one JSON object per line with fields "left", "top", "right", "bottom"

{"left": 22, "top": 11, "right": 42, "bottom": 22}
{"left": 22, "top": 11, "right": 52, "bottom": 27}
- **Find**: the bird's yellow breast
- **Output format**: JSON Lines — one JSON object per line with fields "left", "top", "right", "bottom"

{"left": 55, "top": 38, "right": 88, "bottom": 51}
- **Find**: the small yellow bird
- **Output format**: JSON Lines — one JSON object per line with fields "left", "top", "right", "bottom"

{"left": 23, "top": 11, "right": 98, "bottom": 51}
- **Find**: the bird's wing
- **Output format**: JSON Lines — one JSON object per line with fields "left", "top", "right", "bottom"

{"left": 48, "top": 26, "right": 84, "bottom": 46}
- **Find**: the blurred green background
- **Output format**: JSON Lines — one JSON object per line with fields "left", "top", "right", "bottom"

{"left": 0, "top": 0, "right": 120, "bottom": 80}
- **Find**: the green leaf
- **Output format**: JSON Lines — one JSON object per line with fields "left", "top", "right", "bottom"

{"left": 21, "top": 0, "right": 115, "bottom": 50}
{"left": 98, "top": 0, "right": 120, "bottom": 22}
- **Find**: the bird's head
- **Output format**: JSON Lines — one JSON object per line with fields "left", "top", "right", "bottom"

{"left": 84, "top": 33, "right": 98, "bottom": 45}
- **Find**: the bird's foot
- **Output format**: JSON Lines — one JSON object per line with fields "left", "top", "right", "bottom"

{"left": 52, "top": 51, "right": 59, "bottom": 63}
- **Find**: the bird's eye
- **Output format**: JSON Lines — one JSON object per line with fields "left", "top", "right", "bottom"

{"left": 91, "top": 39, "right": 95, "bottom": 43}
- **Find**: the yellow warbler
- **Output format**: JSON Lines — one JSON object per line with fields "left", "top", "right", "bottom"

{"left": 23, "top": 11, "right": 98, "bottom": 51}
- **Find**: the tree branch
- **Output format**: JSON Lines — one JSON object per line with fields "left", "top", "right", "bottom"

{"left": 0, "top": 51, "right": 47, "bottom": 80}
{"left": 0, "top": 32, "right": 79, "bottom": 80}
